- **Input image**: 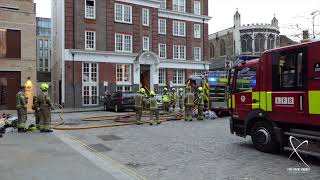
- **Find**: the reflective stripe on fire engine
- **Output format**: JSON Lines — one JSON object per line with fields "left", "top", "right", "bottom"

{"left": 252, "top": 91, "right": 272, "bottom": 111}
{"left": 203, "top": 80, "right": 210, "bottom": 107}
{"left": 227, "top": 95, "right": 235, "bottom": 109}
{"left": 309, "top": 91, "right": 320, "bottom": 114}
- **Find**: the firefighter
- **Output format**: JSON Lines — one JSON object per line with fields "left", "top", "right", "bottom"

{"left": 162, "top": 87, "right": 170, "bottom": 112}
{"left": 149, "top": 91, "right": 161, "bottom": 125}
{"left": 184, "top": 87, "right": 194, "bottom": 121}
{"left": 16, "top": 86, "right": 28, "bottom": 132}
{"left": 32, "top": 95, "right": 40, "bottom": 129}
{"left": 197, "top": 87, "right": 205, "bottom": 121}
{"left": 178, "top": 88, "right": 184, "bottom": 112}
{"left": 37, "top": 83, "right": 53, "bottom": 132}
{"left": 170, "top": 88, "right": 177, "bottom": 111}
{"left": 135, "top": 88, "right": 145, "bottom": 125}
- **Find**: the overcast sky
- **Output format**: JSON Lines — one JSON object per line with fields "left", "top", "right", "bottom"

{"left": 34, "top": 0, "right": 320, "bottom": 40}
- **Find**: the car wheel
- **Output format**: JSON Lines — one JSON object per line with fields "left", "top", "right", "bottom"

{"left": 251, "top": 120, "right": 279, "bottom": 153}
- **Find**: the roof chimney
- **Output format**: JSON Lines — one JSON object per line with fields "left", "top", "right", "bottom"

{"left": 301, "top": 30, "right": 310, "bottom": 43}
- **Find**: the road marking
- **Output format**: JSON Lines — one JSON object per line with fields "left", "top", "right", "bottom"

{"left": 54, "top": 131, "right": 147, "bottom": 180}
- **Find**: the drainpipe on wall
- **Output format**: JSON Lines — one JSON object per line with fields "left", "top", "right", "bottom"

{"left": 72, "top": 52, "right": 75, "bottom": 108}
{"left": 72, "top": 0, "right": 76, "bottom": 108}
{"left": 202, "top": 18, "right": 207, "bottom": 73}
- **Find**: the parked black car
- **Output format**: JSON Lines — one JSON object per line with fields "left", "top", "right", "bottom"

{"left": 102, "top": 91, "right": 137, "bottom": 112}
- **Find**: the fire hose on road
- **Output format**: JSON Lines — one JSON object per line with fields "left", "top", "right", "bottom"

{"left": 52, "top": 110, "right": 185, "bottom": 131}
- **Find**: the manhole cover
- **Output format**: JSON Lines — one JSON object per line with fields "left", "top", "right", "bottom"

{"left": 97, "top": 135, "right": 123, "bottom": 141}
{"left": 87, "top": 143, "right": 111, "bottom": 152}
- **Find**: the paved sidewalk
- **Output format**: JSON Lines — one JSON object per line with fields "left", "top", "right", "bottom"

{"left": 0, "top": 131, "right": 140, "bottom": 180}
{"left": 0, "top": 106, "right": 104, "bottom": 115}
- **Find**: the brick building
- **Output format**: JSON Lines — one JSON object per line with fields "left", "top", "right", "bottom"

{"left": 0, "top": 0, "right": 36, "bottom": 111}
{"left": 52, "top": 0, "right": 211, "bottom": 108}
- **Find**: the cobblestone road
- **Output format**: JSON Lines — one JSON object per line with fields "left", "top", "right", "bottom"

{"left": 58, "top": 112, "right": 320, "bottom": 180}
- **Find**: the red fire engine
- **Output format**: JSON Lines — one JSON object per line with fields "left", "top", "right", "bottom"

{"left": 228, "top": 41, "right": 320, "bottom": 156}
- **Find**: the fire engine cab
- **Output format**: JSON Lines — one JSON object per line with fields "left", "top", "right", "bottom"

{"left": 228, "top": 41, "right": 320, "bottom": 156}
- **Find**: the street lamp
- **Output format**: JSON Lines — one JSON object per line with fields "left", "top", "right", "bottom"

{"left": 311, "top": 10, "right": 320, "bottom": 39}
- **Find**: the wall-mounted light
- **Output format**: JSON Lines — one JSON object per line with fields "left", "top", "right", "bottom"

{"left": 25, "top": 77, "right": 33, "bottom": 91}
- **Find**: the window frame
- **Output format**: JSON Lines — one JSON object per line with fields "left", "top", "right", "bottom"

{"left": 173, "top": 45, "right": 186, "bottom": 60}
{"left": 142, "top": 8, "right": 150, "bottom": 26}
{"left": 173, "top": 69, "right": 185, "bottom": 86}
{"left": 193, "top": 0, "right": 201, "bottom": 15}
{"left": 82, "top": 62, "right": 99, "bottom": 106}
{"left": 85, "top": 0, "right": 96, "bottom": 19}
{"left": 116, "top": 64, "right": 132, "bottom": 85}
{"left": 173, "top": 0, "right": 186, "bottom": 12}
{"left": 173, "top": 21, "right": 186, "bottom": 37}
{"left": 85, "top": 31, "right": 96, "bottom": 50}
{"left": 114, "top": 3, "right": 132, "bottom": 24}
{"left": 158, "top": 43, "right": 167, "bottom": 59}
{"left": 194, "top": 24, "right": 201, "bottom": 38}
{"left": 158, "top": 19, "right": 167, "bottom": 35}
{"left": 158, "top": 68, "right": 166, "bottom": 86}
{"left": 194, "top": 47, "right": 201, "bottom": 61}
{"left": 115, "top": 34, "right": 132, "bottom": 53}
{"left": 159, "top": 0, "right": 166, "bottom": 9}
{"left": 143, "top": 36, "right": 150, "bottom": 51}
{"left": 271, "top": 49, "right": 308, "bottom": 91}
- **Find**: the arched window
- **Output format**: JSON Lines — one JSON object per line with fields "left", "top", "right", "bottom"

{"left": 219, "top": 40, "right": 226, "bottom": 56}
{"left": 267, "top": 34, "right": 275, "bottom": 50}
{"left": 210, "top": 43, "right": 214, "bottom": 58}
{"left": 241, "top": 34, "right": 253, "bottom": 53}
{"left": 254, "top": 33, "right": 265, "bottom": 53}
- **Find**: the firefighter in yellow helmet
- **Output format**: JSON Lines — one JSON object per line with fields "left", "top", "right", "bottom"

{"left": 178, "top": 88, "right": 184, "bottom": 112}
{"left": 184, "top": 87, "right": 194, "bottom": 121}
{"left": 197, "top": 87, "right": 205, "bottom": 120}
{"left": 37, "top": 83, "right": 53, "bottom": 132}
{"left": 149, "top": 91, "right": 161, "bottom": 125}
{"left": 170, "top": 88, "right": 177, "bottom": 111}
{"left": 135, "top": 88, "right": 145, "bottom": 125}
{"left": 162, "top": 87, "right": 170, "bottom": 112}
{"left": 16, "top": 86, "right": 28, "bottom": 132}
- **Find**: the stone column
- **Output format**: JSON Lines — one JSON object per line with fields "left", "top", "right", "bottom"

{"left": 252, "top": 33, "right": 255, "bottom": 55}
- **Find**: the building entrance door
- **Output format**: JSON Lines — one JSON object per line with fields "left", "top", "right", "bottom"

{"left": 0, "top": 71, "right": 21, "bottom": 110}
{"left": 140, "top": 65, "right": 150, "bottom": 92}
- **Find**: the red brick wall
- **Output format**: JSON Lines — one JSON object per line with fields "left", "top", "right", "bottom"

{"left": 166, "top": 0, "right": 172, "bottom": 10}
{"left": 166, "top": 19, "right": 173, "bottom": 59}
{"left": 151, "top": 8, "right": 159, "bottom": 53}
{"left": 186, "top": 21, "right": 193, "bottom": 60}
{"left": 203, "top": 24, "right": 209, "bottom": 61}
{"left": 186, "top": 69, "right": 193, "bottom": 78}
{"left": 106, "top": 0, "right": 115, "bottom": 51}
{"left": 99, "top": 63, "right": 116, "bottom": 83}
{"left": 65, "top": 61, "right": 82, "bottom": 84}
{"left": 65, "top": 0, "right": 73, "bottom": 49}
{"left": 203, "top": 0, "right": 208, "bottom": 16}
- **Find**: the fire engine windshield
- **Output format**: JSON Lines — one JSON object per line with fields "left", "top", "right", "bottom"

{"left": 236, "top": 67, "right": 257, "bottom": 92}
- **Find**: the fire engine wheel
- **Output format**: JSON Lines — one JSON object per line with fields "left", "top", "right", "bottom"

{"left": 251, "top": 121, "right": 279, "bottom": 153}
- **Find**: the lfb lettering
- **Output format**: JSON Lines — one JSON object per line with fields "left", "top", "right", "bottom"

{"left": 275, "top": 97, "right": 294, "bottom": 105}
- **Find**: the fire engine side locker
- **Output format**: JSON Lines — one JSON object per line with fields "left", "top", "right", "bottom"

{"left": 308, "top": 42, "right": 320, "bottom": 123}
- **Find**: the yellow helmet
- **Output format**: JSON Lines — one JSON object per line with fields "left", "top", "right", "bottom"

{"left": 163, "top": 87, "right": 168, "bottom": 92}
{"left": 40, "top": 83, "right": 49, "bottom": 91}
{"left": 140, "top": 88, "right": 145, "bottom": 94}
{"left": 198, "top": 87, "right": 203, "bottom": 92}
{"left": 150, "top": 91, "right": 155, "bottom": 96}
{"left": 179, "top": 88, "right": 183, "bottom": 92}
